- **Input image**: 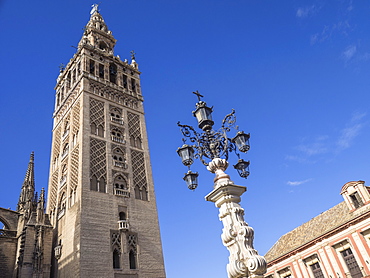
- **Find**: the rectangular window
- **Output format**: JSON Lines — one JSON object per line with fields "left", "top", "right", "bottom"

{"left": 89, "top": 60, "right": 95, "bottom": 74}
{"left": 122, "top": 74, "right": 127, "bottom": 89}
{"left": 99, "top": 64, "right": 104, "bottom": 78}
{"left": 109, "top": 64, "right": 117, "bottom": 84}
{"left": 131, "top": 78, "right": 136, "bottom": 92}
{"left": 350, "top": 192, "right": 363, "bottom": 208}
{"left": 72, "top": 69, "right": 76, "bottom": 83}
{"left": 310, "top": 262, "right": 324, "bottom": 278}
{"left": 341, "top": 248, "right": 362, "bottom": 278}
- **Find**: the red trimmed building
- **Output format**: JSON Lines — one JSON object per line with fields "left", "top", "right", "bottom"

{"left": 264, "top": 180, "right": 370, "bottom": 278}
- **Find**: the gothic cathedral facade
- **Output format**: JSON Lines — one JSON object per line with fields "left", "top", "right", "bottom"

{"left": 0, "top": 7, "right": 166, "bottom": 278}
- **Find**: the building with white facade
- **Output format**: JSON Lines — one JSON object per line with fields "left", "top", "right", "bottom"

{"left": 264, "top": 180, "right": 370, "bottom": 278}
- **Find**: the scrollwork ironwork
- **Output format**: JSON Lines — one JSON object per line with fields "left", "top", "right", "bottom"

{"left": 178, "top": 109, "right": 243, "bottom": 166}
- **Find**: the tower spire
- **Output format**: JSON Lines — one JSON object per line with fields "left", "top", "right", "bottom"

{"left": 36, "top": 188, "right": 45, "bottom": 224}
{"left": 78, "top": 5, "right": 116, "bottom": 53}
{"left": 17, "top": 152, "right": 36, "bottom": 213}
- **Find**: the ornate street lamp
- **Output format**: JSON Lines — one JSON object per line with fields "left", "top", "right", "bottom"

{"left": 183, "top": 170, "right": 199, "bottom": 190}
{"left": 177, "top": 91, "right": 266, "bottom": 278}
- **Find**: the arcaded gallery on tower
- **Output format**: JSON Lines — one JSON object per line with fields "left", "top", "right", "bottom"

{"left": 0, "top": 6, "right": 165, "bottom": 278}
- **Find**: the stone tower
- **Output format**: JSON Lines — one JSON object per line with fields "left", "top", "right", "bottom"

{"left": 46, "top": 6, "right": 166, "bottom": 278}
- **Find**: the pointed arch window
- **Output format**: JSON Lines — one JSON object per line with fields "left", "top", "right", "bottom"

{"left": 127, "top": 234, "right": 138, "bottom": 270}
{"left": 129, "top": 250, "right": 137, "bottom": 269}
{"left": 111, "top": 232, "right": 122, "bottom": 269}
{"left": 91, "top": 123, "right": 97, "bottom": 135}
{"left": 97, "top": 125, "right": 104, "bottom": 137}
{"left": 91, "top": 123, "right": 104, "bottom": 137}
{"left": 134, "top": 185, "right": 148, "bottom": 201}
{"left": 90, "top": 175, "right": 98, "bottom": 191}
{"left": 134, "top": 186, "right": 141, "bottom": 199}
{"left": 90, "top": 175, "right": 106, "bottom": 193}
{"left": 142, "top": 186, "right": 148, "bottom": 201}
{"left": 113, "top": 248, "right": 120, "bottom": 269}
{"left": 99, "top": 177, "right": 106, "bottom": 193}
{"left": 130, "top": 136, "right": 142, "bottom": 149}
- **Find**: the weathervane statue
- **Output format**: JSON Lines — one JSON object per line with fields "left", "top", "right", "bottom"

{"left": 177, "top": 92, "right": 267, "bottom": 278}
{"left": 90, "top": 3, "right": 99, "bottom": 15}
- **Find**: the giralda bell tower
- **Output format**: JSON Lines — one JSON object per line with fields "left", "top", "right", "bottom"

{"left": 46, "top": 5, "right": 166, "bottom": 278}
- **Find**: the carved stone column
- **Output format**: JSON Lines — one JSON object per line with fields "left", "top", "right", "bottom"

{"left": 205, "top": 158, "right": 266, "bottom": 278}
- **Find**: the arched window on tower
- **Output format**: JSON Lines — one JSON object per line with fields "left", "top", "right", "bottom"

{"left": 99, "top": 64, "right": 105, "bottom": 78}
{"left": 90, "top": 175, "right": 98, "bottom": 191}
{"left": 134, "top": 186, "right": 141, "bottom": 200}
{"left": 114, "top": 176, "right": 129, "bottom": 197}
{"left": 130, "top": 136, "right": 142, "bottom": 149}
{"left": 69, "top": 188, "right": 76, "bottom": 207}
{"left": 91, "top": 123, "right": 97, "bottom": 135}
{"left": 58, "top": 192, "right": 66, "bottom": 219}
{"left": 63, "top": 120, "right": 70, "bottom": 139}
{"left": 66, "top": 72, "right": 71, "bottom": 88}
{"left": 109, "top": 63, "right": 117, "bottom": 84}
{"left": 131, "top": 78, "right": 136, "bottom": 94}
{"left": 61, "top": 143, "right": 69, "bottom": 160}
{"left": 90, "top": 175, "right": 106, "bottom": 193}
{"left": 134, "top": 185, "right": 148, "bottom": 201}
{"left": 110, "top": 108, "right": 123, "bottom": 125}
{"left": 127, "top": 234, "right": 138, "bottom": 270}
{"left": 99, "top": 177, "right": 106, "bottom": 193}
{"left": 71, "top": 131, "right": 78, "bottom": 149}
{"left": 60, "top": 164, "right": 67, "bottom": 187}
{"left": 142, "top": 186, "right": 148, "bottom": 201}
{"left": 113, "top": 249, "right": 120, "bottom": 269}
{"left": 129, "top": 250, "right": 137, "bottom": 269}
{"left": 97, "top": 125, "right": 104, "bottom": 137}
{"left": 89, "top": 59, "right": 95, "bottom": 74}
{"left": 122, "top": 74, "right": 128, "bottom": 89}
{"left": 99, "top": 41, "right": 107, "bottom": 51}
{"left": 111, "top": 128, "right": 125, "bottom": 144}
{"left": 112, "top": 148, "right": 126, "bottom": 168}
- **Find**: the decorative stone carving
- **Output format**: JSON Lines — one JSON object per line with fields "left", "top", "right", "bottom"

{"left": 205, "top": 158, "right": 266, "bottom": 278}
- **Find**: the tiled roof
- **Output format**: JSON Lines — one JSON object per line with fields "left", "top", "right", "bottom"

{"left": 264, "top": 201, "right": 370, "bottom": 263}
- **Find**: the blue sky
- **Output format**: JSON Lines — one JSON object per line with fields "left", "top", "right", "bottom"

{"left": 2, "top": 0, "right": 370, "bottom": 277}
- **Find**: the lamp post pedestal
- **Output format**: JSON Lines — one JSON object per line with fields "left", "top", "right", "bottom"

{"left": 205, "top": 158, "right": 266, "bottom": 278}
